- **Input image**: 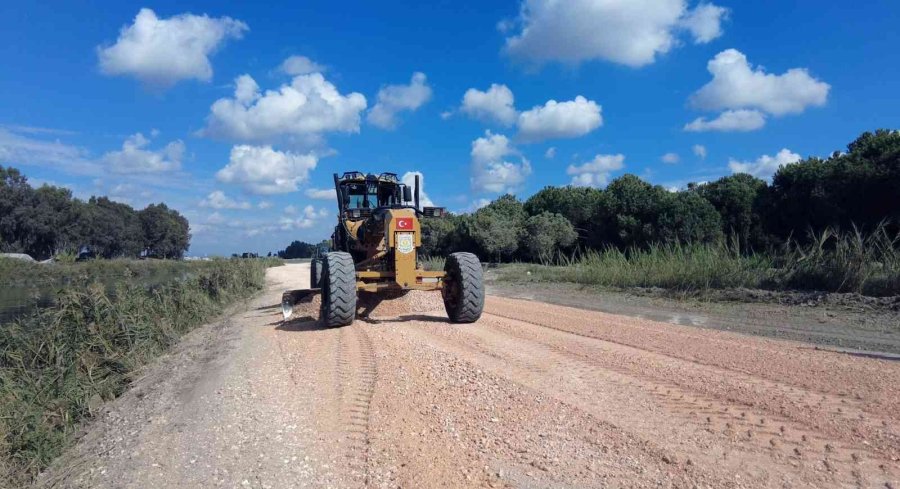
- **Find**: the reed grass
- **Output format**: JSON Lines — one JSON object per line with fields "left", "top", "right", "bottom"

{"left": 500, "top": 227, "right": 900, "bottom": 297}
{"left": 0, "top": 258, "right": 268, "bottom": 486}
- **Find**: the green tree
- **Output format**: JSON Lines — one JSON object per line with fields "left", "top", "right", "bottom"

{"left": 695, "top": 173, "right": 768, "bottom": 249}
{"left": 598, "top": 175, "right": 669, "bottom": 248}
{"left": 765, "top": 129, "right": 900, "bottom": 240}
{"left": 0, "top": 166, "right": 34, "bottom": 252}
{"left": 420, "top": 213, "right": 460, "bottom": 257}
{"left": 469, "top": 194, "right": 526, "bottom": 261}
{"left": 524, "top": 186, "right": 604, "bottom": 247}
{"left": 657, "top": 191, "right": 723, "bottom": 244}
{"left": 521, "top": 212, "right": 578, "bottom": 261}
{"left": 139, "top": 203, "right": 191, "bottom": 258}
{"left": 79, "top": 197, "right": 144, "bottom": 258}
{"left": 14, "top": 185, "right": 82, "bottom": 259}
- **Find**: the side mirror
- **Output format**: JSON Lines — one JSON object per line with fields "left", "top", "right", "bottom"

{"left": 403, "top": 186, "right": 413, "bottom": 203}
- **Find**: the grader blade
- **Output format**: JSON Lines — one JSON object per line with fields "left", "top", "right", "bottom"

{"left": 281, "top": 288, "right": 321, "bottom": 321}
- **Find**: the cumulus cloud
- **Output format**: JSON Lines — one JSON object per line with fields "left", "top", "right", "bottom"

{"left": 279, "top": 205, "right": 329, "bottom": 230}
{"left": 101, "top": 132, "right": 184, "bottom": 173}
{"left": 661, "top": 152, "right": 680, "bottom": 164}
{"left": 517, "top": 96, "right": 602, "bottom": 142}
{"left": 401, "top": 171, "right": 435, "bottom": 207}
{"left": 278, "top": 55, "right": 325, "bottom": 75}
{"left": 304, "top": 188, "right": 336, "bottom": 200}
{"left": 460, "top": 84, "right": 518, "bottom": 126}
{"left": 97, "top": 8, "right": 247, "bottom": 87}
{"left": 0, "top": 128, "right": 97, "bottom": 175}
{"left": 728, "top": 148, "right": 801, "bottom": 179}
{"left": 470, "top": 131, "right": 532, "bottom": 194}
{"left": 545, "top": 147, "right": 556, "bottom": 159}
{"left": 199, "top": 190, "right": 252, "bottom": 209}
{"left": 679, "top": 3, "right": 729, "bottom": 43}
{"left": 690, "top": 49, "right": 830, "bottom": 116}
{"left": 503, "top": 0, "right": 728, "bottom": 67}
{"left": 203, "top": 73, "right": 367, "bottom": 143}
{"left": 216, "top": 145, "right": 318, "bottom": 195}
{"left": 693, "top": 144, "right": 707, "bottom": 159}
{"left": 567, "top": 154, "right": 625, "bottom": 187}
{"left": 684, "top": 109, "right": 767, "bottom": 132}
{"left": 367, "top": 72, "right": 432, "bottom": 129}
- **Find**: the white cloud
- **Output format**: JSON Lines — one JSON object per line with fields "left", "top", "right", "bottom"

{"left": 679, "top": 3, "right": 729, "bottom": 43}
{"left": 97, "top": 8, "right": 247, "bottom": 87}
{"left": 257, "top": 201, "right": 272, "bottom": 209}
{"left": 517, "top": 96, "right": 602, "bottom": 142}
{"left": 305, "top": 187, "right": 336, "bottom": 200}
{"left": 661, "top": 152, "right": 680, "bottom": 164}
{"left": 199, "top": 190, "right": 252, "bottom": 210}
{"left": 545, "top": 147, "right": 556, "bottom": 159}
{"left": 728, "top": 148, "right": 801, "bottom": 179}
{"left": 567, "top": 154, "right": 625, "bottom": 187}
{"left": 460, "top": 84, "right": 518, "bottom": 126}
{"left": 692, "top": 144, "right": 707, "bottom": 159}
{"left": 207, "top": 212, "right": 226, "bottom": 225}
{"left": 503, "top": 0, "right": 727, "bottom": 68}
{"left": 216, "top": 145, "right": 318, "bottom": 195}
{"left": 0, "top": 128, "right": 98, "bottom": 175}
{"left": 278, "top": 55, "right": 325, "bottom": 75}
{"left": 401, "top": 171, "right": 435, "bottom": 207}
{"left": 203, "top": 73, "right": 367, "bottom": 143}
{"left": 470, "top": 131, "right": 532, "bottom": 194}
{"left": 279, "top": 205, "right": 329, "bottom": 230}
{"left": 101, "top": 132, "right": 183, "bottom": 173}
{"left": 284, "top": 205, "right": 298, "bottom": 215}
{"left": 684, "top": 109, "right": 766, "bottom": 132}
{"left": 690, "top": 49, "right": 831, "bottom": 116}
{"left": 368, "top": 72, "right": 432, "bottom": 129}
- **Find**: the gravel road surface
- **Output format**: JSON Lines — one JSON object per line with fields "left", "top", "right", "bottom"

{"left": 40, "top": 263, "right": 900, "bottom": 488}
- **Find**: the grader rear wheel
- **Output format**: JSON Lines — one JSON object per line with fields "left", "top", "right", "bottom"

{"left": 320, "top": 252, "right": 356, "bottom": 327}
{"left": 442, "top": 252, "right": 484, "bottom": 323}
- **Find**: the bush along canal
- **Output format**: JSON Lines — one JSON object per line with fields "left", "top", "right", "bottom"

{"left": 0, "top": 257, "right": 274, "bottom": 486}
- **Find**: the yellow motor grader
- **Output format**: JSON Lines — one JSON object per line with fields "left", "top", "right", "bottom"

{"left": 281, "top": 171, "right": 484, "bottom": 327}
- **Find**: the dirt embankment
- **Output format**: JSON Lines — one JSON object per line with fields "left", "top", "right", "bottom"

{"left": 39, "top": 263, "right": 900, "bottom": 489}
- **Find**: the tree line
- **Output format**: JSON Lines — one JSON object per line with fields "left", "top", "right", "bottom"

{"left": 0, "top": 166, "right": 191, "bottom": 260}
{"left": 276, "top": 240, "right": 331, "bottom": 259}
{"left": 421, "top": 129, "right": 900, "bottom": 261}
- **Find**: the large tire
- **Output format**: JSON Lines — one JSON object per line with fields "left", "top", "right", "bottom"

{"left": 310, "top": 259, "right": 323, "bottom": 288}
{"left": 320, "top": 252, "right": 357, "bottom": 327}
{"left": 442, "top": 252, "right": 484, "bottom": 323}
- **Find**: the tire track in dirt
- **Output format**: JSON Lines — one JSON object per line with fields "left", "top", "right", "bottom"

{"left": 484, "top": 296, "right": 900, "bottom": 415}
{"left": 390, "top": 311, "right": 899, "bottom": 487}
{"left": 481, "top": 307, "right": 900, "bottom": 460}
{"left": 335, "top": 324, "right": 378, "bottom": 487}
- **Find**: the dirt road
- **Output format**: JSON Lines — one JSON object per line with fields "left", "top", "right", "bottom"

{"left": 41, "top": 263, "right": 900, "bottom": 488}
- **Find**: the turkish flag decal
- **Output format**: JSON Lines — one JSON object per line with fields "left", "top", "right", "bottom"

{"left": 396, "top": 218, "right": 413, "bottom": 230}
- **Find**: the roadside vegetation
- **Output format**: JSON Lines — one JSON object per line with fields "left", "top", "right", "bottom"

{"left": 0, "top": 258, "right": 272, "bottom": 486}
{"left": 0, "top": 166, "right": 190, "bottom": 261}
{"left": 499, "top": 227, "right": 900, "bottom": 297}
{"left": 421, "top": 129, "right": 900, "bottom": 297}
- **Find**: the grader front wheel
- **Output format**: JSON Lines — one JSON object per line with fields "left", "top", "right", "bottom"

{"left": 320, "top": 252, "right": 356, "bottom": 327}
{"left": 442, "top": 252, "right": 484, "bottom": 323}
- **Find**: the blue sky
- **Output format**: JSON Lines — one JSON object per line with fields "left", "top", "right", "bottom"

{"left": 1, "top": 1, "right": 898, "bottom": 256}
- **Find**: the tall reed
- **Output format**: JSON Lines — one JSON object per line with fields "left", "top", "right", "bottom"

{"left": 0, "top": 258, "right": 267, "bottom": 486}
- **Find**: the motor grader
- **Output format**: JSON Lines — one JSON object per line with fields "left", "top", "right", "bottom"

{"left": 281, "top": 171, "right": 484, "bottom": 327}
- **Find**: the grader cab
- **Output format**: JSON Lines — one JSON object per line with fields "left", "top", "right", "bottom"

{"left": 282, "top": 171, "right": 484, "bottom": 327}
